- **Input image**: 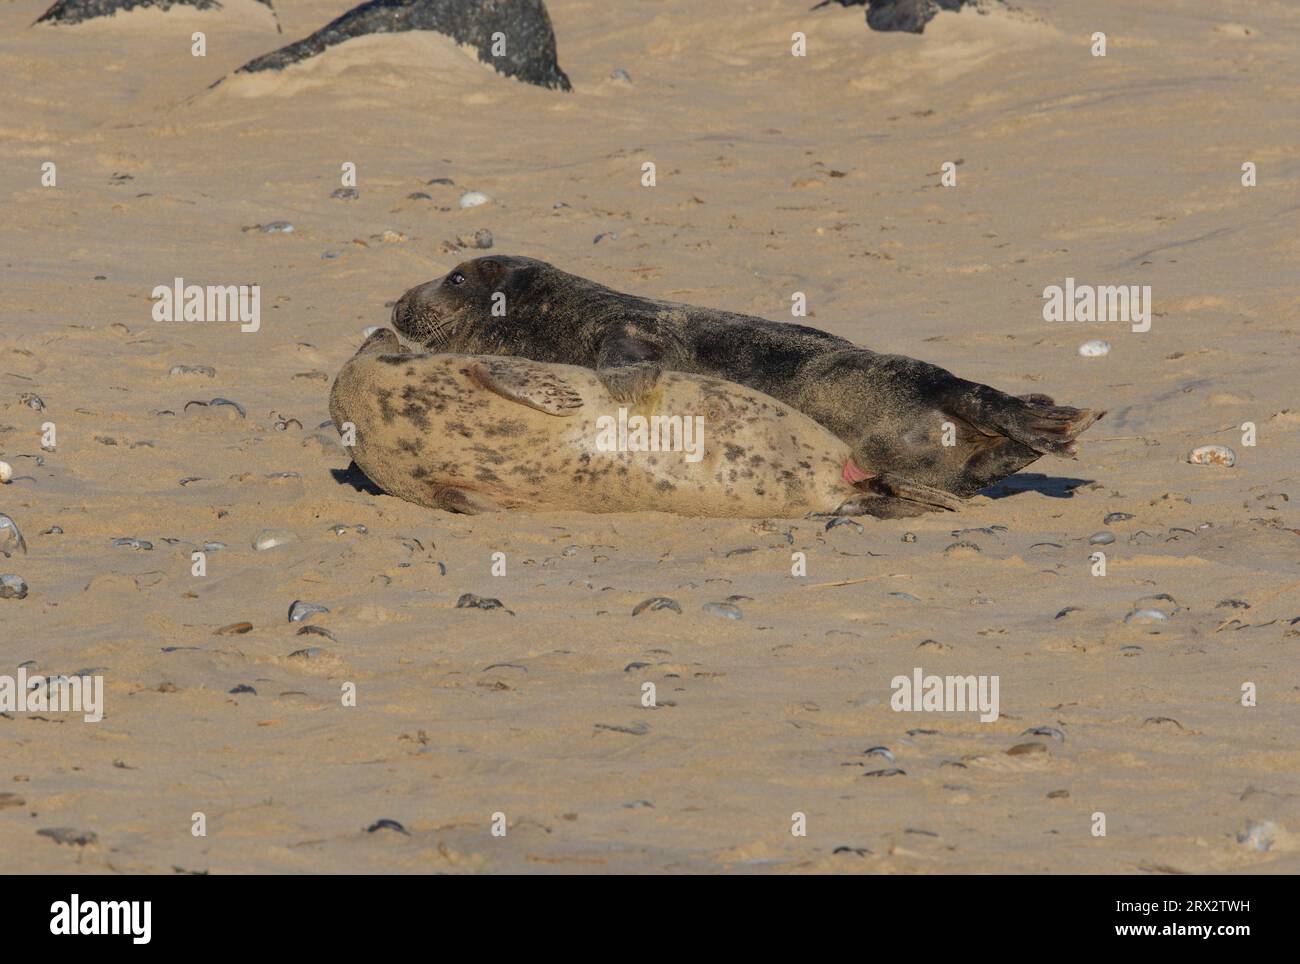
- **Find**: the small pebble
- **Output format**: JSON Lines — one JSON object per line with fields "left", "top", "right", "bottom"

{"left": 253, "top": 529, "right": 297, "bottom": 551}
{"left": 0, "top": 461, "right": 11, "bottom": 484}
{"left": 288, "top": 600, "right": 329, "bottom": 623}
{"left": 1187, "top": 444, "right": 1236, "bottom": 467}
{"left": 889, "top": 592, "right": 921, "bottom": 602}
{"left": 1088, "top": 531, "right": 1115, "bottom": 545}
{"left": 260, "top": 221, "right": 294, "bottom": 233}
{"left": 228, "top": 684, "right": 256, "bottom": 695}
{"left": 593, "top": 232, "right": 618, "bottom": 244}
{"left": 0, "top": 574, "right": 28, "bottom": 599}
{"left": 330, "top": 188, "right": 359, "bottom": 201}
{"left": 21, "top": 394, "right": 46, "bottom": 410}
{"left": 901, "top": 531, "right": 916, "bottom": 543}
{"left": 864, "top": 768, "right": 906, "bottom": 777}
{"left": 1236, "top": 819, "right": 1277, "bottom": 852}
{"left": 169, "top": 365, "right": 215, "bottom": 378}
{"left": 473, "top": 228, "right": 494, "bottom": 249}
{"left": 459, "top": 191, "right": 490, "bottom": 209}
{"left": 702, "top": 601, "right": 742, "bottom": 620}
{"left": 610, "top": 67, "right": 632, "bottom": 83}
{"left": 632, "top": 597, "right": 681, "bottom": 616}
{"left": 1078, "top": 340, "right": 1111, "bottom": 357}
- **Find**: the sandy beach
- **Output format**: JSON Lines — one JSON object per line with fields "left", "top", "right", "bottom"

{"left": 1, "top": 0, "right": 1298, "bottom": 874}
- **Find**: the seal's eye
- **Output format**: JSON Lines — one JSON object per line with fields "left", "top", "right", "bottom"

{"left": 449, "top": 271, "right": 466, "bottom": 286}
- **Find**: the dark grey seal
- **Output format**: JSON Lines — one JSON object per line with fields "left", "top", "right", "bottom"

{"left": 391, "top": 256, "right": 1103, "bottom": 499}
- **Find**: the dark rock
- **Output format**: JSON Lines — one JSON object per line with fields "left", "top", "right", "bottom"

{"left": 35, "top": 0, "right": 274, "bottom": 26}
{"left": 233, "top": 0, "right": 571, "bottom": 91}
{"left": 813, "top": 0, "right": 985, "bottom": 35}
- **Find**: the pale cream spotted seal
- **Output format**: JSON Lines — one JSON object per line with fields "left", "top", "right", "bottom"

{"left": 328, "top": 329, "right": 963, "bottom": 518}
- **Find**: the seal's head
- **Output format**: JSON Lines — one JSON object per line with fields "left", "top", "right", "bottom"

{"left": 391, "top": 255, "right": 555, "bottom": 354}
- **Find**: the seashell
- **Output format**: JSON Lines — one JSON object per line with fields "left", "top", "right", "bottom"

{"left": 1187, "top": 444, "right": 1236, "bottom": 467}
{"left": 253, "top": 529, "right": 296, "bottom": 551}
{"left": 458, "top": 191, "right": 490, "bottom": 209}
{"left": 112, "top": 537, "right": 152, "bottom": 550}
{"left": 632, "top": 596, "right": 681, "bottom": 616}
{"left": 0, "top": 461, "right": 11, "bottom": 483}
{"left": 1124, "top": 608, "right": 1169, "bottom": 624}
{"left": 1078, "top": 340, "right": 1110, "bottom": 357}
{"left": 288, "top": 600, "right": 329, "bottom": 623}
{"left": 702, "top": 601, "right": 742, "bottom": 620}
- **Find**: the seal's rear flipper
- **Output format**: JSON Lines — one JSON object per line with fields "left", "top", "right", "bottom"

{"left": 955, "top": 389, "right": 1104, "bottom": 458}
{"left": 470, "top": 359, "right": 585, "bottom": 416}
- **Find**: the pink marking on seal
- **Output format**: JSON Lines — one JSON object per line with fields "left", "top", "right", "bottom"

{"left": 842, "top": 457, "right": 874, "bottom": 485}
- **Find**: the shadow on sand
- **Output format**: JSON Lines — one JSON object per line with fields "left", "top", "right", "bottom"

{"left": 331, "top": 462, "right": 385, "bottom": 495}
{"left": 978, "top": 473, "right": 1093, "bottom": 500}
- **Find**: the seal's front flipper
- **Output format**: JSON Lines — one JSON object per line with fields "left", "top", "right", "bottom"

{"left": 862, "top": 472, "right": 965, "bottom": 512}
{"left": 832, "top": 495, "right": 938, "bottom": 519}
{"left": 597, "top": 334, "right": 663, "bottom": 404}
{"left": 356, "top": 327, "right": 403, "bottom": 356}
{"left": 435, "top": 486, "right": 499, "bottom": 515}
{"left": 469, "top": 359, "right": 584, "bottom": 416}
{"left": 598, "top": 361, "right": 663, "bottom": 405}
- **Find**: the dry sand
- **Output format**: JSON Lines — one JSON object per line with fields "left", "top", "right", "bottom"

{"left": 1, "top": 0, "right": 1298, "bottom": 873}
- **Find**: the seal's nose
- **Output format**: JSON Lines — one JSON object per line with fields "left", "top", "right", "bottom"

{"left": 391, "top": 288, "right": 414, "bottom": 334}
